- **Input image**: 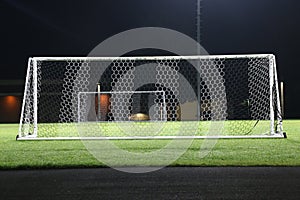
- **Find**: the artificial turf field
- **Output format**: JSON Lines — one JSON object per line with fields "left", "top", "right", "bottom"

{"left": 0, "top": 120, "right": 299, "bottom": 169}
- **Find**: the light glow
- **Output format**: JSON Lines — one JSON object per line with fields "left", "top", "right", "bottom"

{"left": 5, "top": 96, "right": 18, "bottom": 109}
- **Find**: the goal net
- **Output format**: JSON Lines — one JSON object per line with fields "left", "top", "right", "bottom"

{"left": 18, "top": 55, "right": 285, "bottom": 140}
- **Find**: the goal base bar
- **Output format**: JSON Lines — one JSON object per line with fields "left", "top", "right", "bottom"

{"left": 16, "top": 133, "right": 286, "bottom": 141}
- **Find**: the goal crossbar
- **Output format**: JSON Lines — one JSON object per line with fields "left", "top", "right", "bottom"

{"left": 29, "top": 54, "right": 274, "bottom": 61}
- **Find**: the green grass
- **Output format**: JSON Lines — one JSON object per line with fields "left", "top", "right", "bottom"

{"left": 25, "top": 120, "right": 271, "bottom": 137}
{"left": 1, "top": 120, "right": 300, "bottom": 169}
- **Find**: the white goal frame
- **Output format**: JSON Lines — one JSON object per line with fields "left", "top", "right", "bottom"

{"left": 77, "top": 90, "right": 168, "bottom": 123}
{"left": 17, "top": 54, "right": 286, "bottom": 140}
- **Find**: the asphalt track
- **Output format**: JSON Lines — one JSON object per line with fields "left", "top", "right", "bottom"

{"left": 0, "top": 167, "right": 299, "bottom": 200}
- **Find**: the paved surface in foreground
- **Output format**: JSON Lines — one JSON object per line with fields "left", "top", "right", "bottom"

{"left": 0, "top": 167, "right": 299, "bottom": 200}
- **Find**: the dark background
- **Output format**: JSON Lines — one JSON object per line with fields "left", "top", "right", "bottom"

{"left": 0, "top": 0, "right": 299, "bottom": 121}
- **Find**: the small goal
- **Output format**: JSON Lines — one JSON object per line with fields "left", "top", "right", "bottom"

{"left": 17, "top": 54, "right": 286, "bottom": 140}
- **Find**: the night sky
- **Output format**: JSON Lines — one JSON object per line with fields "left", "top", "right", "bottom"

{"left": 0, "top": 0, "right": 299, "bottom": 118}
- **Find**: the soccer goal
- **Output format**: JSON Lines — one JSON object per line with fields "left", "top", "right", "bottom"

{"left": 17, "top": 54, "right": 286, "bottom": 140}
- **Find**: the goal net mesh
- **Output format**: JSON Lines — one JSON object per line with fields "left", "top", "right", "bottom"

{"left": 18, "top": 55, "right": 283, "bottom": 139}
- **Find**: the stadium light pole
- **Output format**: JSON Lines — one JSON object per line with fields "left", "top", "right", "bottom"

{"left": 196, "top": 0, "right": 201, "bottom": 120}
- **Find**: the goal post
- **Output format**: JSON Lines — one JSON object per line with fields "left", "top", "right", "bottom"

{"left": 17, "top": 54, "right": 286, "bottom": 140}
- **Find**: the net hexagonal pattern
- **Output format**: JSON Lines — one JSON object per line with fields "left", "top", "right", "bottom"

{"left": 18, "top": 55, "right": 283, "bottom": 139}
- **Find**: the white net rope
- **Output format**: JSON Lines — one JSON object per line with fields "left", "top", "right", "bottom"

{"left": 19, "top": 55, "right": 281, "bottom": 138}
